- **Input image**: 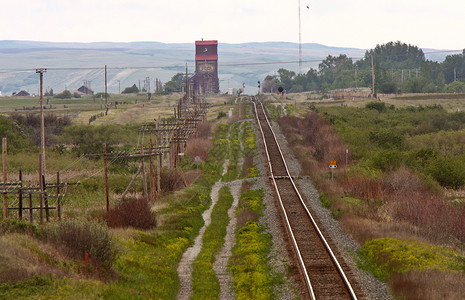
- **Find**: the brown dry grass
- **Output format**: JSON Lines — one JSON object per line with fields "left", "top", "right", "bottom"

{"left": 388, "top": 270, "right": 465, "bottom": 300}
{"left": 0, "top": 234, "right": 80, "bottom": 283}
{"left": 108, "top": 196, "right": 155, "bottom": 229}
{"left": 277, "top": 111, "right": 465, "bottom": 299}
{"left": 241, "top": 153, "right": 254, "bottom": 177}
{"left": 185, "top": 138, "right": 211, "bottom": 162}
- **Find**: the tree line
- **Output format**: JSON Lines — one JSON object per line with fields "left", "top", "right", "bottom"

{"left": 262, "top": 41, "right": 465, "bottom": 94}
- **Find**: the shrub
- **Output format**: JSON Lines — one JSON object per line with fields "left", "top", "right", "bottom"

{"left": 54, "top": 90, "right": 72, "bottom": 99}
{"left": 160, "top": 168, "right": 185, "bottom": 191}
{"left": 122, "top": 84, "right": 139, "bottom": 94}
{"left": 108, "top": 197, "right": 155, "bottom": 229}
{"left": 42, "top": 219, "right": 116, "bottom": 268}
{"left": 0, "top": 116, "right": 34, "bottom": 153}
{"left": 217, "top": 111, "right": 226, "bottom": 119}
{"left": 228, "top": 222, "right": 273, "bottom": 299}
{"left": 185, "top": 137, "right": 211, "bottom": 162}
{"left": 426, "top": 156, "right": 465, "bottom": 188}
{"left": 358, "top": 238, "right": 462, "bottom": 282}
{"left": 365, "top": 101, "right": 386, "bottom": 113}
{"left": 196, "top": 121, "right": 211, "bottom": 138}
{"left": 0, "top": 219, "right": 40, "bottom": 237}
{"left": 369, "top": 128, "right": 404, "bottom": 149}
{"left": 368, "top": 149, "right": 403, "bottom": 171}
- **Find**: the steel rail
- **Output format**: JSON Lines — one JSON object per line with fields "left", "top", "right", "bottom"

{"left": 252, "top": 97, "right": 357, "bottom": 300}
{"left": 252, "top": 99, "right": 316, "bottom": 299}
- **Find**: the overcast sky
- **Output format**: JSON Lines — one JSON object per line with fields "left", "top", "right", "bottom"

{"left": 1, "top": 0, "right": 464, "bottom": 50}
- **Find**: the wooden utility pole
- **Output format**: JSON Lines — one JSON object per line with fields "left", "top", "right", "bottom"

{"left": 141, "top": 145, "right": 148, "bottom": 201}
{"left": 2, "top": 137, "right": 7, "bottom": 219}
{"left": 103, "top": 143, "right": 109, "bottom": 217}
{"left": 36, "top": 68, "right": 47, "bottom": 178}
{"left": 149, "top": 139, "right": 155, "bottom": 201}
{"left": 39, "top": 154, "right": 43, "bottom": 223}
{"left": 105, "top": 65, "right": 108, "bottom": 105}
{"left": 371, "top": 55, "right": 375, "bottom": 97}
{"left": 157, "top": 136, "right": 161, "bottom": 193}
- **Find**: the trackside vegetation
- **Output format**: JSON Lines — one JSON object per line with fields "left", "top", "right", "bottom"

{"left": 0, "top": 104, "right": 233, "bottom": 298}
{"left": 273, "top": 94, "right": 465, "bottom": 298}
{"left": 229, "top": 188, "right": 277, "bottom": 299}
{"left": 357, "top": 238, "right": 464, "bottom": 282}
{"left": 191, "top": 186, "right": 234, "bottom": 299}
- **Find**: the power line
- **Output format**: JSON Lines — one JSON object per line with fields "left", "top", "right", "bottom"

{"left": 0, "top": 49, "right": 462, "bottom": 75}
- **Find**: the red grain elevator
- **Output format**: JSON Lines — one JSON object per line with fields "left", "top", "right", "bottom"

{"left": 193, "top": 40, "right": 219, "bottom": 95}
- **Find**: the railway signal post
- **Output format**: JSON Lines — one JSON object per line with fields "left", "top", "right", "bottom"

{"left": 329, "top": 160, "right": 337, "bottom": 182}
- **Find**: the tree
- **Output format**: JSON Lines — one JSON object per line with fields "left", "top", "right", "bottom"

{"left": 332, "top": 69, "right": 355, "bottom": 89}
{"left": 54, "top": 90, "right": 72, "bottom": 99}
{"left": 171, "top": 73, "right": 186, "bottom": 86}
{"left": 445, "top": 81, "right": 465, "bottom": 93}
{"left": 358, "top": 41, "right": 425, "bottom": 70}
{"left": 319, "top": 54, "right": 353, "bottom": 86}
{"left": 164, "top": 81, "right": 181, "bottom": 93}
{"left": 262, "top": 76, "right": 278, "bottom": 93}
{"left": 277, "top": 68, "right": 296, "bottom": 91}
{"left": 122, "top": 84, "right": 139, "bottom": 94}
{"left": 442, "top": 54, "right": 465, "bottom": 84}
{"left": 402, "top": 77, "right": 435, "bottom": 93}
{"left": 163, "top": 73, "right": 186, "bottom": 93}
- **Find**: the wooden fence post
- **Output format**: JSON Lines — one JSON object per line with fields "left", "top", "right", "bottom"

{"left": 29, "top": 193, "right": 33, "bottom": 222}
{"left": 18, "top": 168, "right": 22, "bottom": 220}
{"left": 157, "top": 134, "right": 161, "bottom": 193}
{"left": 43, "top": 175, "right": 49, "bottom": 222}
{"left": 149, "top": 139, "right": 155, "bottom": 201}
{"left": 141, "top": 145, "right": 148, "bottom": 201}
{"left": 2, "top": 137, "right": 7, "bottom": 219}
{"left": 103, "top": 144, "right": 109, "bottom": 218}
{"left": 57, "top": 172, "right": 61, "bottom": 220}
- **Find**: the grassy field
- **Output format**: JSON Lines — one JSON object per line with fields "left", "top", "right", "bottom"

{"left": 0, "top": 91, "right": 243, "bottom": 298}
{"left": 4, "top": 89, "right": 465, "bottom": 299}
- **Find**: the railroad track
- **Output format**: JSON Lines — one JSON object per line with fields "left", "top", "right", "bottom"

{"left": 252, "top": 97, "right": 359, "bottom": 300}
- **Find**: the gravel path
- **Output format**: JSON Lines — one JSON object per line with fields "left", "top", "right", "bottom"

{"left": 212, "top": 179, "right": 242, "bottom": 300}
{"left": 176, "top": 159, "right": 230, "bottom": 300}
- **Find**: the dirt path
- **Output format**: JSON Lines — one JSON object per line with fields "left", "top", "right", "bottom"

{"left": 212, "top": 179, "right": 242, "bottom": 300}
{"left": 176, "top": 159, "right": 232, "bottom": 300}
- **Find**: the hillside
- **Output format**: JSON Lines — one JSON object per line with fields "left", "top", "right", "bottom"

{"left": 0, "top": 40, "right": 451, "bottom": 96}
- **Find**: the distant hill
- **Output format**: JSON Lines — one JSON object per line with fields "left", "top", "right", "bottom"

{"left": 0, "top": 40, "right": 449, "bottom": 95}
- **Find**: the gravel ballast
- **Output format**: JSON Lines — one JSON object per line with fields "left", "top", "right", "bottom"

{"left": 258, "top": 114, "right": 393, "bottom": 300}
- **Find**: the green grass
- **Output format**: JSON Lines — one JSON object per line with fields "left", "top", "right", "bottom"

{"left": 223, "top": 122, "right": 242, "bottom": 182}
{"left": 357, "top": 237, "right": 465, "bottom": 282}
{"left": 229, "top": 221, "right": 274, "bottom": 300}
{"left": 103, "top": 233, "right": 189, "bottom": 299}
{"left": 228, "top": 188, "right": 278, "bottom": 299}
{"left": 237, "top": 189, "right": 264, "bottom": 217}
{"left": 243, "top": 121, "right": 256, "bottom": 155}
{"left": 0, "top": 276, "right": 104, "bottom": 299}
{"left": 393, "top": 93, "right": 465, "bottom": 100}
{"left": 317, "top": 104, "right": 465, "bottom": 187}
{"left": 0, "top": 113, "right": 228, "bottom": 299}
{"left": 191, "top": 186, "right": 234, "bottom": 299}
